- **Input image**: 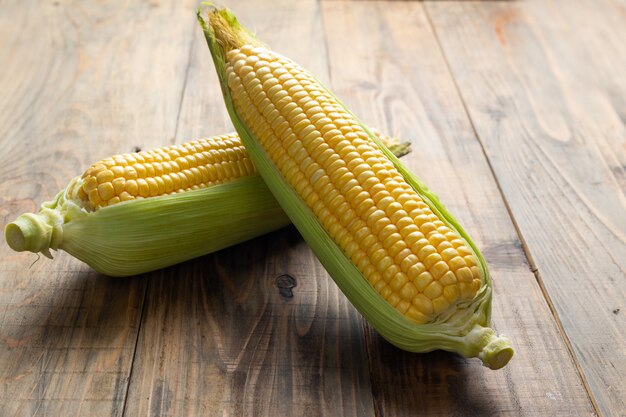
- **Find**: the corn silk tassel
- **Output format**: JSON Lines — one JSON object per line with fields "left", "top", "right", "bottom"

{"left": 198, "top": 5, "right": 513, "bottom": 369}
{"left": 5, "top": 132, "right": 409, "bottom": 277}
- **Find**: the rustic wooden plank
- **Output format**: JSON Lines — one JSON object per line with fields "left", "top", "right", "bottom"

{"left": 0, "top": 0, "right": 198, "bottom": 415}
{"left": 425, "top": 1, "right": 625, "bottom": 415}
{"left": 123, "top": 1, "right": 375, "bottom": 416}
{"left": 322, "top": 1, "right": 597, "bottom": 415}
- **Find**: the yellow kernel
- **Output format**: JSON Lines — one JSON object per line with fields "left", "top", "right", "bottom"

{"left": 455, "top": 267, "right": 474, "bottom": 283}
{"left": 389, "top": 272, "right": 408, "bottom": 291}
{"left": 146, "top": 177, "right": 159, "bottom": 196}
{"left": 437, "top": 241, "right": 454, "bottom": 252}
{"left": 144, "top": 163, "right": 155, "bottom": 178}
{"left": 449, "top": 256, "right": 467, "bottom": 271}
{"left": 125, "top": 180, "right": 138, "bottom": 196}
{"left": 440, "top": 271, "right": 458, "bottom": 286}
{"left": 119, "top": 191, "right": 134, "bottom": 202}
{"left": 443, "top": 285, "right": 459, "bottom": 304}
{"left": 133, "top": 163, "right": 147, "bottom": 178}
{"left": 88, "top": 189, "right": 101, "bottom": 206}
{"left": 151, "top": 162, "right": 163, "bottom": 176}
{"left": 417, "top": 244, "right": 437, "bottom": 261}
{"left": 123, "top": 166, "right": 138, "bottom": 180}
{"left": 423, "top": 280, "right": 443, "bottom": 299}
{"left": 415, "top": 271, "right": 433, "bottom": 291}
{"left": 396, "top": 300, "right": 411, "bottom": 314}
{"left": 414, "top": 214, "right": 429, "bottom": 226}
{"left": 377, "top": 256, "right": 394, "bottom": 274}
{"left": 83, "top": 176, "right": 97, "bottom": 192}
{"left": 387, "top": 293, "right": 401, "bottom": 307}
{"left": 401, "top": 254, "right": 421, "bottom": 274}
{"left": 412, "top": 293, "right": 434, "bottom": 315}
{"left": 395, "top": 216, "right": 414, "bottom": 231}
{"left": 380, "top": 227, "right": 400, "bottom": 245}
{"left": 170, "top": 172, "right": 182, "bottom": 190}
{"left": 464, "top": 255, "right": 478, "bottom": 267}
{"left": 405, "top": 306, "right": 429, "bottom": 324}
{"left": 403, "top": 199, "right": 421, "bottom": 212}
{"left": 108, "top": 196, "right": 121, "bottom": 206}
{"left": 430, "top": 261, "right": 450, "bottom": 279}
{"left": 162, "top": 175, "right": 174, "bottom": 193}
{"left": 420, "top": 222, "right": 437, "bottom": 235}
{"left": 470, "top": 265, "right": 481, "bottom": 278}
{"left": 96, "top": 170, "right": 114, "bottom": 184}
{"left": 451, "top": 239, "right": 465, "bottom": 248}
{"left": 424, "top": 253, "right": 442, "bottom": 269}
{"left": 382, "top": 264, "right": 400, "bottom": 282}
{"left": 154, "top": 177, "right": 166, "bottom": 195}
{"left": 472, "top": 278, "right": 481, "bottom": 293}
{"left": 393, "top": 248, "right": 412, "bottom": 266}
{"left": 458, "top": 282, "right": 473, "bottom": 298}
{"left": 457, "top": 245, "right": 473, "bottom": 256}
{"left": 109, "top": 178, "right": 124, "bottom": 195}
{"left": 371, "top": 272, "right": 384, "bottom": 288}
{"left": 379, "top": 285, "right": 392, "bottom": 300}
{"left": 399, "top": 282, "right": 418, "bottom": 301}
{"left": 404, "top": 231, "right": 424, "bottom": 248}
{"left": 84, "top": 163, "right": 105, "bottom": 178}
{"left": 432, "top": 296, "right": 450, "bottom": 314}
{"left": 97, "top": 183, "right": 115, "bottom": 201}
{"left": 407, "top": 263, "right": 428, "bottom": 283}
{"left": 441, "top": 248, "right": 459, "bottom": 262}
{"left": 137, "top": 178, "right": 150, "bottom": 197}
{"left": 428, "top": 233, "right": 447, "bottom": 247}
{"left": 111, "top": 166, "right": 125, "bottom": 178}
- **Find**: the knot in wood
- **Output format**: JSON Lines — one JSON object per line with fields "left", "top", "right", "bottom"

{"left": 275, "top": 274, "right": 297, "bottom": 299}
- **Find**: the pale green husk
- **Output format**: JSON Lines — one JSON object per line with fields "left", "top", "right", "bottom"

{"left": 5, "top": 136, "right": 408, "bottom": 276}
{"left": 5, "top": 175, "right": 289, "bottom": 276}
{"left": 199, "top": 6, "right": 513, "bottom": 369}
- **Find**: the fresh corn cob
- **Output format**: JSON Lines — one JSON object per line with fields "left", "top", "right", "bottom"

{"left": 5, "top": 131, "right": 409, "bottom": 276}
{"left": 200, "top": 6, "right": 513, "bottom": 369}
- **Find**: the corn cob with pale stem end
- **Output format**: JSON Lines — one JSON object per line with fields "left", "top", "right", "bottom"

{"left": 4, "top": 130, "right": 409, "bottom": 276}
{"left": 199, "top": 6, "right": 513, "bottom": 369}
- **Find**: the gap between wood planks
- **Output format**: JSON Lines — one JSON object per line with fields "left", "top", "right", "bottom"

{"left": 173, "top": 32, "right": 199, "bottom": 146}
{"left": 420, "top": 3, "right": 602, "bottom": 417}
{"left": 118, "top": 15, "right": 199, "bottom": 417}
{"left": 121, "top": 283, "right": 149, "bottom": 417}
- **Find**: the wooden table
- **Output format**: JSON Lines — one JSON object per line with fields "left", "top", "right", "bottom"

{"left": 1, "top": 0, "right": 624, "bottom": 416}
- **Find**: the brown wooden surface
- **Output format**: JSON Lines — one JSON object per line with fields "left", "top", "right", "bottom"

{"left": 425, "top": 1, "right": 625, "bottom": 416}
{"left": 0, "top": 0, "right": 623, "bottom": 416}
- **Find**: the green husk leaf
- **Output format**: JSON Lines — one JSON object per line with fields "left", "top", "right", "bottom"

{"left": 199, "top": 6, "right": 513, "bottom": 369}
{"left": 6, "top": 175, "right": 290, "bottom": 276}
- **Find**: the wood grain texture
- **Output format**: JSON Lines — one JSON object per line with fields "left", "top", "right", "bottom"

{"left": 123, "top": 1, "right": 374, "bottom": 416}
{"left": 321, "top": 1, "right": 597, "bottom": 415}
{"left": 425, "top": 1, "right": 625, "bottom": 415}
{"left": 0, "top": 0, "right": 197, "bottom": 416}
{"left": 1, "top": 0, "right": 617, "bottom": 415}
{"left": 124, "top": 231, "right": 374, "bottom": 417}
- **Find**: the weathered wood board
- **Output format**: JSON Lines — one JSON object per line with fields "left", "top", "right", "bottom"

{"left": 426, "top": 1, "right": 625, "bottom": 415}
{"left": 322, "top": 1, "right": 598, "bottom": 415}
{"left": 0, "top": 0, "right": 197, "bottom": 416}
{"left": 0, "top": 0, "right": 620, "bottom": 415}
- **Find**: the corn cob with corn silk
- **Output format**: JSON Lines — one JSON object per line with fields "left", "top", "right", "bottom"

{"left": 5, "top": 130, "right": 409, "bottom": 277}
{"left": 199, "top": 6, "right": 513, "bottom": 369}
